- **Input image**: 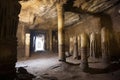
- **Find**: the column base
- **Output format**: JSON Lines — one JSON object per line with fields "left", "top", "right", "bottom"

{"left": 59, "top": 59, "right": 66, "bottom": 62}
{"left": 80, "top": 47, "right": 89, "bottom": 71}
{"left": 80, "top": 61, "right": 89, "bottom": 71}
{"left": 58, "top": 44, "right": 66, "bottom": 62}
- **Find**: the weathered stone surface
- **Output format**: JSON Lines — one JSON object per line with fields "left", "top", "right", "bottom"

{"left": 80, "top": 32, "right": 89, "bottom": 71}
{"left": 18, "top": 0, "right": 119, "bottom": 29}
{"left": 101, "top": 27, "right": 111, "bottom": 65}
{"left": 0, "top": 0, "right": 21, "bottom": 79}
{"left": 17, "top": 0, "right": 120, "bottom": 61}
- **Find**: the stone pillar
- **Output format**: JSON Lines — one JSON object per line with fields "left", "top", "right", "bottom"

{"left": 77, "top": 35, "right": 81, "bottom": 57}
{"left": 73, "top": 36, "right": 78, "bottom": 59}
{"left": 49, "top": 29, "right": 52, "bottom": 52}
{"left": 46, "top": 31, "right": 49, "bottom": 50}
{"left": 90, "top": 32, "right": 97, "bottom": 58}
{"left": 17, "top": 24, "right": 25, "bottom": 58}
{"left": 101, "top": 27, "right": 110, "bottom": 65}
{"left": 69, "top": 37, "right": 73, "bottom": 55}
{"left": 56, "top": 1, "right": 66, "bottom": 61}
{"left": 80, "top": 33, "right": 89, "bottom": 71}
{"left": 0, "top": 0, "right": 21, "bottom": 79}
{"left": 25, "top": 33, "right": 30, "bottom": 58}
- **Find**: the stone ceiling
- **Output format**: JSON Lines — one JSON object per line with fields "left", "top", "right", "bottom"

{"left": 19, "top": 0, "right": 119, "bottom": 29}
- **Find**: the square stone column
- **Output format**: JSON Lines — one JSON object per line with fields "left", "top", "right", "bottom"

{"left": 25, "top": 33, "right": 30, "bottom": 58}
{"left": 80, "top": 33, "right": 89, "bottom": 71}
{"left": 56, "top": 1, "right": 66, "bottom": 61}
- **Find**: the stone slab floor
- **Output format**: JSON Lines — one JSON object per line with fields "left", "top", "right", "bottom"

{"left": 16, "top": 52, "right": 120, "bottom": 80}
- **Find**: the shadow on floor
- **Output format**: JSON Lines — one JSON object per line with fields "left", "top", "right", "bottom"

{"left": 87, "top": 62, "right": 120, "bottom": 74}
{"left": 63, "top": 60, "right": 120, "bottom": 74}
{"left": 16, "top": 67, "right": 36, "bottom": 80}
{"left": 65, "top": 62, "right": 80, "bottom": 66}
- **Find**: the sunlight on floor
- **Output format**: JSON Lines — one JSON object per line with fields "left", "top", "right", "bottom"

{"left": 16, "top": 53, "right": 59, "bottom": 75}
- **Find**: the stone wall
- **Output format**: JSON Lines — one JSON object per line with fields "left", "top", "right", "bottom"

{"left": 17, "top": 23, "right": 25, "bottom": 59}
{"left": 17, "top": 24, "right": 53, "bottom": 58}
{"left": 64, "top": 16, "right": 101, "bottom": 54}
{"left": 64, "top": 4, "right": 120, "bottom": 59}
{"left": 0, "top": 0, "right": 21, "bottom": 79}
{"left": 106, "top": 4, "right": 120, "bottom": 58}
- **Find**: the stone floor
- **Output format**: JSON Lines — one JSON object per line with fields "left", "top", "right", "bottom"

{"left": 16, "top": 52, "right": 120, "bottom": 80}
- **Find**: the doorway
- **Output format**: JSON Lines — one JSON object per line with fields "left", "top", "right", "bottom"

{"left": 30, "top": 30, "right": 46, "bottom": 53}
{"left": 34, "top": 34, "right": 45, "bottom": 51}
